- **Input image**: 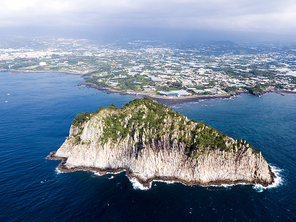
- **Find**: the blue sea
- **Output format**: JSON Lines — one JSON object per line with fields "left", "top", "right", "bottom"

{"left": 0, "top": 71, "right": 295, "bottom": 221}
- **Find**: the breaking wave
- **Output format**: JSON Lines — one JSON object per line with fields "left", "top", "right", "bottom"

{"left": 130, "top": 177, "right": 150, "bottom": 190}
{"left": 55, "top": 167, "right": 63, "bottom": 174}
{"left": 253, "top": 165, "right": 284, "bottom": 192}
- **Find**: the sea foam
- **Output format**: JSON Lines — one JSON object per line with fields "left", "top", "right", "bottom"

{"left": 55, "top": 167, "right": 63, "bottom": 174}
{"left": 253, "top": 165, "right": 284, "bottom": 192}
{"left": 130, "top": 177, "right": 150, "bottom": 190}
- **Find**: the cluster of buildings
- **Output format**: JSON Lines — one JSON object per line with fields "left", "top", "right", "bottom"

{"left": 1, "top": 38, "right": 296, "bottom": 96}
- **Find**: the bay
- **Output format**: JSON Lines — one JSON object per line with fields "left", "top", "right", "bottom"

{"left": 0, "top": 71, "right": 295, "bottom": 221}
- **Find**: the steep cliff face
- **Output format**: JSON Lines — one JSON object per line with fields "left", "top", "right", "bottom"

{"left": 49, "top": 97, "right": 274, "bottom": 187}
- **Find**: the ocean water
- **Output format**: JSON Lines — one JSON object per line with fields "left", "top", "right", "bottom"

{"left": 0, "top": 71, "right": 295, "bottom": 221}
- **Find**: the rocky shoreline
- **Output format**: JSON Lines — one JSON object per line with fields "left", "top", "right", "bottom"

{"left": 47, "top": 151, "right": 275, "bottom": 188}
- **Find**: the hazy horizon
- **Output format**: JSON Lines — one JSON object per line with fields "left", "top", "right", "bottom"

{"left": 0, "top": 0, "right": 296, "bottom": 44}
{"left": 1, "top": 26, "right": 296, "bottom": 45}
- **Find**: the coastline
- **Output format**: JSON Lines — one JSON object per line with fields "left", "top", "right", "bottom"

{"left": 78, "top": 82, "right": 296, "bottom": 105}
{"left": 0, "top": 69, "right": 83, "bottom": 76}
{"left": 47, "top": 151, "right": 276, "bottom": 188}
{"left": 2, "top": 69, "right": 295, "bottom": 104}
{"left": 78, "top": 82, "right": 241, "bottom": 104}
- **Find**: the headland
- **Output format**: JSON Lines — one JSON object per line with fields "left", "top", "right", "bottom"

{"left": 47, "top": 97, "right": 275, "bottom": 188}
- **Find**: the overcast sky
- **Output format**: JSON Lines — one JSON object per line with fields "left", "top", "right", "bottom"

{"left": 1, "top": 0, "right": 296, "bottom": 36}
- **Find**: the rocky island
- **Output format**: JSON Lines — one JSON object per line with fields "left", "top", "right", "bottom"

{"left": 47, "top": 97, "right": 275, "bottom": 187}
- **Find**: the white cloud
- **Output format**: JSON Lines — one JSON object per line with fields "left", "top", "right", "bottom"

{"left": 0, "top": 0, "right": 296, "bottom": 35}
{"left": 3, "top": 0, "right": 38, "bottom": 11}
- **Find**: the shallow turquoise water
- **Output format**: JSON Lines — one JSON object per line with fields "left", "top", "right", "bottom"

{"left": 0, "top": 71, "right": 295, "bottom": 221}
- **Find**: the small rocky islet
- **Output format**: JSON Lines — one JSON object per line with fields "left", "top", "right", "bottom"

{"left": 47, "top": 97, "right": 275, "bottom": 187}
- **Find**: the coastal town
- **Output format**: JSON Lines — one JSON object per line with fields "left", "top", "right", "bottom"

{"left": 1, "top": 37, "right": 296, "bottom": 97}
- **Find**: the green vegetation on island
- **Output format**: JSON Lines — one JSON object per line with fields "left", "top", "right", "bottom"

{"left": 72, "top": 112, "right": 91, "bottom": 127}
{"left": 71, "top": 97, "right": 259, "bottom": 158}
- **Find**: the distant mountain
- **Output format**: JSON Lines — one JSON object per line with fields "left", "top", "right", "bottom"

{"left": 207, "top": 40, "right": 237, "bottom": 46}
